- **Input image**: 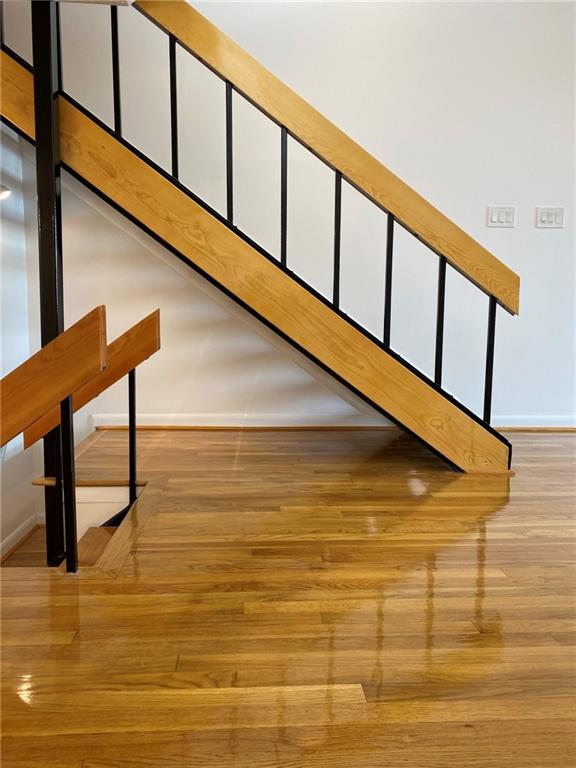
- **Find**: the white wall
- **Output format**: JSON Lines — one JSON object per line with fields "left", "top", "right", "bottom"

{"left": 0, "top": 126, "right": 42, "bottom": 555}
{"left": 1, "top": 1, "right": 574, "bottom": 447}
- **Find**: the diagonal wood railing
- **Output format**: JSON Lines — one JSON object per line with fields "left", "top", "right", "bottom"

{"left": 1, "top": 306, "right": 107, "bottom": 572}
{"left": 23, "top": 310, "right": 160, "bottom": 448}
{"left": 136, "top": 1, "right": 519, "bottom": 315}
{"left": 1, "top": 304, "right": 161, "bottom": 571}
{"left": 0, "top": 306, "right": 107, "bottom": 447}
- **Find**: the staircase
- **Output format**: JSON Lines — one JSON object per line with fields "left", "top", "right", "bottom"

{"left": 0, "top": 1, "right": 520, "bottom": 473}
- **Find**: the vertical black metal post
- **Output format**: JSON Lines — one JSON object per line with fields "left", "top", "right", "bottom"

{"left": 434, "top": 256, "right": 446, "bottom": 386}
{"left": 128, "top": 369, "right": 137, "bottom": 505}
{"left": 169, "top": 34, "right": 179, "bottom": 179}
{"left": 483, "top": 296, "right": 497, "bottom": 423}
{"left": 60, "top": 396, "right": 77, "bottom": 573}
{"left": 0, "top": 1, "right": 4, "bottom": 47}
{"left": 32, "top": 0, "right": 66, "bottom": 566}
{"left": 225, "top": 82, "right": 234, "bottom": 224}
{"left": 32, "top": 0, "right": 63, "bottom": 346}
{"left": 333, "top": 171, "right": 342, "bottom": 308}
{"left": 280, "top": 127, "right": 287, "bottom": 267}
{"left": 383, "top": 213, "right": 395, "bottom": 347}
{"left": 110, "top": 5, "right": 121, "bottom": 135}
{"left": 54, "top": 1, "right": 62, "bottom": 98}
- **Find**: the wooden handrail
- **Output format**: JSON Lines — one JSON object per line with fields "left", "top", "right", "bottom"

{"left": 135, "top": 1, "right": 520, "bottom": 315}
{"left": 23, "top": 310, "right": 160, "bottom": 448}
{"left": 0, "top": 306, "right": 107, "bottom": 447}
{"left": 1, "top": 41, "right": 519, "bottom": 314}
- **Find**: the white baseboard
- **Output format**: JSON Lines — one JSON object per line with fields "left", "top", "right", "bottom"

{"left": 93, "top": 413, "right": 576, "bottom": 429}
{"left": 92, "top": 413, "right": 576, "bottom": 431}
{"left": 1, "top": 513, "right": 38, "bottom": 559}
{"left": 92, "top": 412, "right": 390, "bottom": 428}
{"left": 493, "top": 416, "right": 576, "bottom": 428}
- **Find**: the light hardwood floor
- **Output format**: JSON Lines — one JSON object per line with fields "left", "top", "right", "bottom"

{"left": 1, "top": 428, "right": 575, "bottom": 766}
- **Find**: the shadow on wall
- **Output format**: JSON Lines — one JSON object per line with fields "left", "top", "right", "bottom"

{"left": 53, "top": 170, "right": 389, "bottom": 433}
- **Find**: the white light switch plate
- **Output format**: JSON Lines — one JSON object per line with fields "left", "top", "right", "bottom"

{"left": 487, "top": 206, "right": 516, "bottom": 228}
{"left": 536, "top": 207, "right": 565, "bottom": 228}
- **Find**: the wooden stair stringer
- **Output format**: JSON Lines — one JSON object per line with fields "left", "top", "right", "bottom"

{"left": 0, "top": 51, "right": 510, "bottom": 473}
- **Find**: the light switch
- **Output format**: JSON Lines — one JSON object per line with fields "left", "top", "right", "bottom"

{"left": 487, "top": 206, "right": 516, "bottom": 228}
{"left": 536, "top": 207, "right": 565, "bottom": 229}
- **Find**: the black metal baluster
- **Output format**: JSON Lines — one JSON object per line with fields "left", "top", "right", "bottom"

{"left": 333, "top": 171, "right": 342, "bottom": 307}
{"left": 32, "top": 0, "right": 66, "bottom": 567}
{"left": 101, "top": 369, "right": 136, "bottom": 529}
{"left": 483, "top": 296, "right": 497, "bottom": 423}
{"left": 226, "top": 81, "right": 233, "bottom": 224}
{"left": 55, "top": 1, "right": 63, "bottom": 93}
{"left": 60, "top": 395, "right": 77, "bottom": 573}
{"left": 128, "top": 368, "right": 137, "bottom": 505}
{"left": 56, "top": 0, "right": 74, "bottom": 570}
{"left": 383, "top": 213, "right": 395, "bottom": 347}
{"left": 435, "top": 256, "right": 446, "bottom": 386}
{"left": 111, "top": 5, "right": 121, "bottom": 135}
{"left": 169, "top": 34, "right": 179, "bottom": 179}
{"left": 280, "top": 126, "right": 287, "bottom": 267}
{"left": 0, "top": 1, "right": 4, "bottom": 48}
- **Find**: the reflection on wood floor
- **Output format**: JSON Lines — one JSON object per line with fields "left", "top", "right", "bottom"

{"left": 1, "top": 428, "right": 575, "bottom": 766}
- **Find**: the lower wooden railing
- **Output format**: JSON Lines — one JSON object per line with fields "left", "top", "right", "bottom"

{"left": 23, "top": 310, "right": 160, "bottom": 448}
{"left": 0, "top": 306, "right": 107, "bottom": 447}
{"left": 0, "top": 306, "right": 161, "bottom": 572}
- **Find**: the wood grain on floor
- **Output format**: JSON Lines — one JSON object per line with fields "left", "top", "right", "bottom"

{"left": 1, "top": 428, "right": 574, "bottom": 767}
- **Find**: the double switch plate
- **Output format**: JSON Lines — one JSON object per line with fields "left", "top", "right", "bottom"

{"left": 487, "top": 206, "right": 566, "bottom": 229}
